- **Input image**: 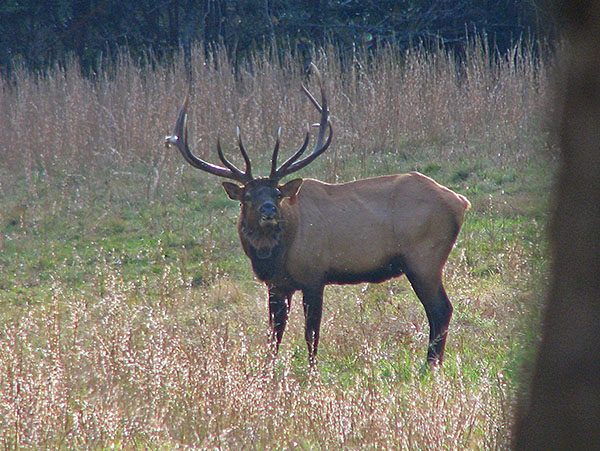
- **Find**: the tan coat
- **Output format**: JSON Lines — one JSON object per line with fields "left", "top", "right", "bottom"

{"left": 281, "top": 172, "right": 470, "bottom": 289}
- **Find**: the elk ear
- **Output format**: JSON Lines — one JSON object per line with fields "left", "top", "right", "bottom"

{"left": 222, "top": 182, "right": 244, "bottom": 201}
{"left": 280, "top": 178, "right": 303, "bottom": 198}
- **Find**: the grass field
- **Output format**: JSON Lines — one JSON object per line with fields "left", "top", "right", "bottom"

{"left": 0, "top": 42, "right": 554, "bottom": 449}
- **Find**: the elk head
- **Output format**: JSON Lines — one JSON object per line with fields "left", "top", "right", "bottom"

{"left": 165, "top": 65, "right": 332, "bottom": 259}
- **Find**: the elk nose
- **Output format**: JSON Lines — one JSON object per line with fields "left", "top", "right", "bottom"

{"left": 259, "top": 202, "right": 277, "bottom": 218}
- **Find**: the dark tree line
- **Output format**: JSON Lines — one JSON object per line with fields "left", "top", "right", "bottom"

{"left": 0, "top": 1, "right": 551, "bottom": 74}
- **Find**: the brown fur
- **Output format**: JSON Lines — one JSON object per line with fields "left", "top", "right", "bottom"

{"left": 281, "top": 173, "right": 469, "bottom": 289}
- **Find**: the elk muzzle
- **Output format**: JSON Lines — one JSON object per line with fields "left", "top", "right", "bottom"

{"left": 259, "top": 201, "right": 279, "bottom": 226}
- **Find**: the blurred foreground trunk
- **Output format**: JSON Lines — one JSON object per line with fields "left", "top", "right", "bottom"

{"left": 513, "top": 0, "right": 600, "bottom": 448}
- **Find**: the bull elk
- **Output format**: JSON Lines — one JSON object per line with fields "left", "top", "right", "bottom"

{"left": 165, "top": 66, "right": 470, "bottom": 366}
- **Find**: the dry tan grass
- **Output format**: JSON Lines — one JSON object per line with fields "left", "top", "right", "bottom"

{"left": 0, "top": 264, "right": 516, "bottom": 449}
{"left": 1, "top": 40, "right": 547, "bottom": 197}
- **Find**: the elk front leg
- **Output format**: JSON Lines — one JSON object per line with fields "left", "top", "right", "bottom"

{"left": 268, "top": 285, "right": 292, "bottom": 355}
{"left": 302, "top": 285, "right": 324, "bottom": 366}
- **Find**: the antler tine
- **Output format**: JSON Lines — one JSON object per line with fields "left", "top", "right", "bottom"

{"left": 272, "top": 64, "right": 332, "bottom": 180}
{"left": 215, "top": 128, "right": 253, "bottom": 182}
{"left": 216, "top": 138, "right": 247, "bottom": 180}
{"left": 236, "top": 127, "right": 253, "bottom": 180}
{"left": 165, "top": 95, "right": 252, "bottom": 183}
{"left": 269, "top": 127, "right": 283, "bottom": 179}
{"left": 301, "top": 82, "right": 323, "bottom": 113}
{"left": 273, "top": 124, "right": 311, "bottom": 176}
{"left": 281, "top": 122, "right": 332, "bottom": 176}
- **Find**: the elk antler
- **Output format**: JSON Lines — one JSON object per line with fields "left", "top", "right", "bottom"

{"left": 166, "top": 64, "right": 331, "bottom": 183}
{"left": 165, "top": 96, "right": 253, "bottom": 183}
{"left": 270, "top": 64, "right": 333, "bottom": 181}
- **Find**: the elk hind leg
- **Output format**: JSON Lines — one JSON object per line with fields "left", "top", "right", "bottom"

{"left": 406, "top": 271, "right": 453, "bottom": 365}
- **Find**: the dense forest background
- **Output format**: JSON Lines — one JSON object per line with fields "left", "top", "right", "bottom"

{"left": 1, "top": 0, "right": 553, "bottom": 74}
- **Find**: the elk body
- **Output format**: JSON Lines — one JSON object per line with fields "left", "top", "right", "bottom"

{"left": 166, "top": 67, "right": 470, "bottom": 365}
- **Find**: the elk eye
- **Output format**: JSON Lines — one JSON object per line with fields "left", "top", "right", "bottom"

{"left": 275, "top": 190, "right": 283, "bottom": 200}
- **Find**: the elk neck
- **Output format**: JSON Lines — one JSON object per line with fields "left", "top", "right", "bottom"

{"left": 238, "top": 198, "right": 296, "bottom": 283}
{"left": 240, "top": 218, "right": 283, "bottom": 260}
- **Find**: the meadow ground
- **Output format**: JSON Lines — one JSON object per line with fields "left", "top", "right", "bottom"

{"left": 0, "top": 42, "right": 554, "bottom": 449}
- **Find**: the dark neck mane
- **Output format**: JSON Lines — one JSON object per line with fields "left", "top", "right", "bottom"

{"left": 240, "top": 221, "right": 285, "bottom": 282}
{"left": 247, "top": 243, "right": 283, "bottom": 281}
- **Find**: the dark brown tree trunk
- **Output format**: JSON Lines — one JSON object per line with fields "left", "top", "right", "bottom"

{"left": 513, "top": 1, "right": 600, "bottom": 448}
